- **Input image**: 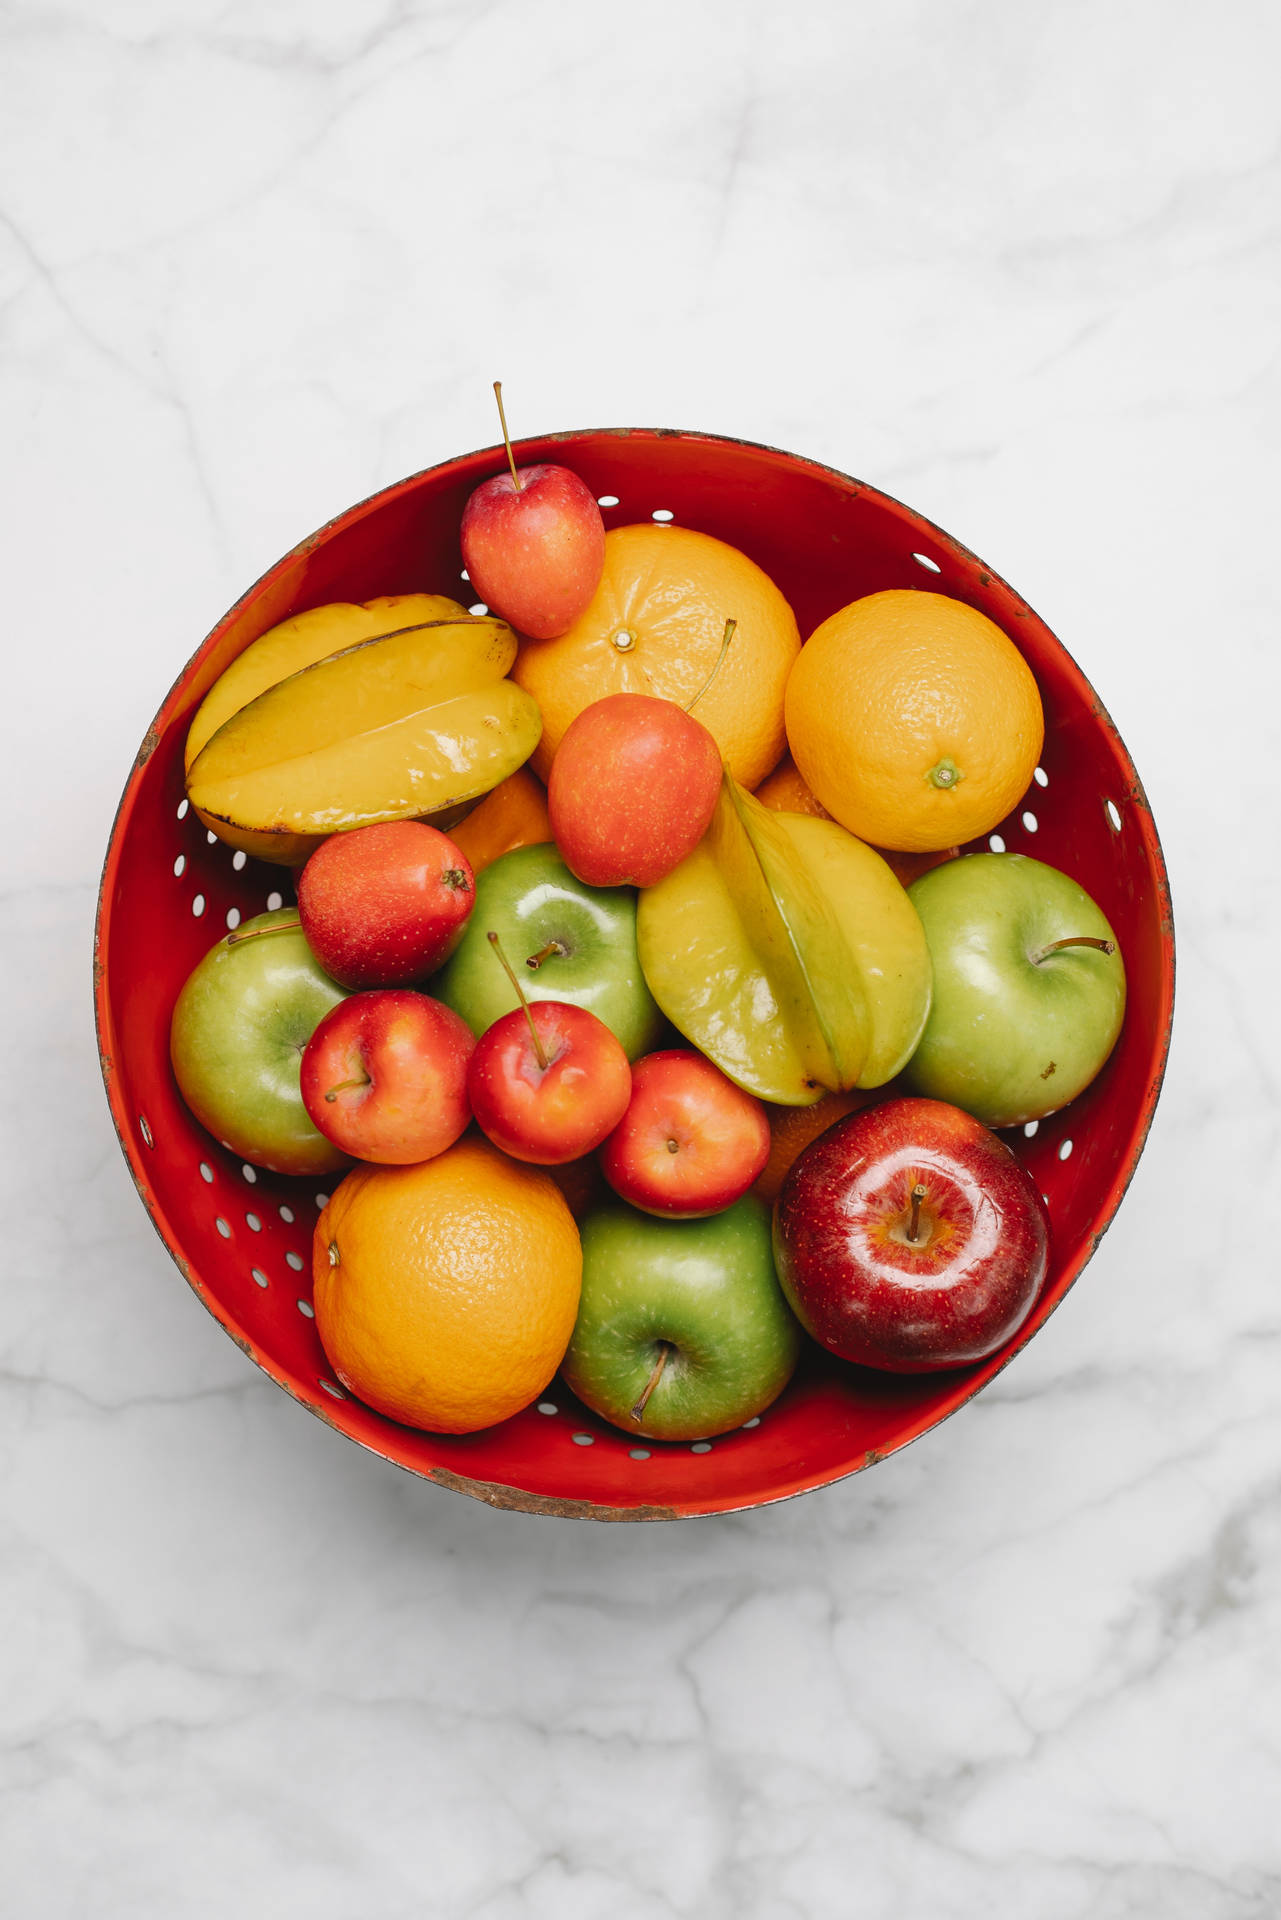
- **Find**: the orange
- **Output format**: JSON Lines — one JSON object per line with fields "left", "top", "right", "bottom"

{"left": 752, "top": 753, "right": 832, "bottom": 819}
{"left": 755, "top": 1090, "right": 873, "bottom": 1206}
{"left": 448, "top": 767, "right": 551, "bottom": 876}
{"left": 312, "top": 1137, "right": 582, "bottom": 1434}
{"left": 511, "top": 523, "right": 800, "bottom": 788}
{"left": 785, "top": 590, "right": 1044, "bottom": 853}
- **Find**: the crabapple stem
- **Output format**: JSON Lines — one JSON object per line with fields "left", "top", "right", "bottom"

{"left": 631, "top": 1342, "right": 674, "bottom": 1422}
{"left": 1029, "top": 935, "right": 1116, "bottom": 965}
{"left": 487, "top": 931, "right": 549, "bottom": 1070}
{"left": 525, "top": 941, "right": 567, "bottom": 971}
{"left": 493, "top": 380, "right": 521, "bottom": 491}
{"left": 685, "top": 618, "right": 737, "bottom": 713}
{"left": 226, "top": 915, "right": 301, "bottom": 944}
{"left": 906, "top": 1183, "right": 927, "bottom": 1244}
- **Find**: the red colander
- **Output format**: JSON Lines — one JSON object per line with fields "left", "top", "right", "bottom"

{"left": 94, "top": 430, "right": 1175, "bottom": 1521}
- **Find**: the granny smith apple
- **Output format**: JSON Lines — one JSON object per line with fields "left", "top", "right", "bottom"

{"left": 170, "top": 908, "right": 349, "bottom": 1175}
{"left": 561, "top": 1196, "right": 802, "bottom": 1441}
{"left": 903, "top": 852, "right": 1126, "bottom": 1128}
{"left": 433, "top": 843, "right": 663, "bottom": 1060}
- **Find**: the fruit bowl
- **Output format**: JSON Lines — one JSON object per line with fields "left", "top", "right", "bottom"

{"left": 95, "top": 430, "right": 1174, "bottom": 1520}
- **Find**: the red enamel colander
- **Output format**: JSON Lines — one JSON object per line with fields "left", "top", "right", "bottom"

{"left": 94, "top": 429, "right": 1175, "bottom": 1521}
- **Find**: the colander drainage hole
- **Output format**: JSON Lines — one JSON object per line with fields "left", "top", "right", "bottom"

{"left": 226, "top": 908, "right": 241, "bottom": 931}
{"left": 1023, "top": 1120, "right": 1039, "bottom": 1138}
{"left": 468, "top": 603, "right": 488, "bottom": 617}
{"left": 251, "top": 1268, "right": 269, "bottom": 1288}
{"left": 597, "top": 494, "right": 620, "bottom": 508}
{"left": 314, "top": 1193, "right": 330, "bottom": 1210}
{"left": 742, "top": 1416, "right": 761, "bottom": 1429}
{"left": 297, "top": 1298, "right": 314, "bottom": 1318}
{"left": 232, "top": 850, "right": 247, "bottom": 871}
{"left": 537, "top": 1401, "right": 558, "bottom": 1415}
{"left": 571, "top": 1432, "right": 594, "bottom": 1446}
{"left": 460, "top": 568, "right": 470, "bottom": 582}
{"left": 199, "top": 1163, "right": 213, "bottom": 1183}
{"left": 1105, "top": 799, "right": 1123, "bottom": 832}
{"left": 246, "top": 1213, "right": 261, "bottom": 1232}
{"left": 173, "top": 855, "right": 186, "bottom": 878}
{"left": 989, "top": 834, "right": 1006, "bottom": 853}
{"left": 279, "top": 1205, "right": 295, "bottom": 1223}
{"left": 286, "top": 1251, "right": 304, "bottom": 1271}
{"left": 691, "top": 1441, "right": 712, "bottom": 1454}
{"left": 241, "top": 1164, "right": 257, "bottom": 1183}
{"left": 1058, "top": 1138, "right": 1074, "bottom": 1161}
{"left": 1034, "top": 766, "right": 1049, "bottom": 788}
{"left": 912, "top": 552, "right": 942, "bottom": 574}
{"left": 192, "top": 893, "right": 206, "bottom": 917}
{"left": 1021, "top": 811, "right": 1038, "bottom": 834}
{"left": 651, "top": 508, "right": 674, "bottom": 523}
{"left": 629, "top": 1449, "right": 650, "bottom": 1461}
{"left": 215, "top": 1217, "right": 231, "bottom": 1238}
{"left": 266, "top": 891, "right": 283, "bottom": 912}
{"left": 319, "top": 1379, "right": 345, "bottom": 1399}
{"left": 138, "top": 1115, "right": 154, "bottom": 1149}
{"left": 176, "top": 798, "right": 189, "bottom": 820}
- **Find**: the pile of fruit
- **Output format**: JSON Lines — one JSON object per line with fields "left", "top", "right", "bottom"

{"left": 171, "top": 406, "right": 1127, "bottom": 1446}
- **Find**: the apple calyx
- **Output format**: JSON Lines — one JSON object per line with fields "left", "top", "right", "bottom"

{"left": 685, "top": 618, "right": 737, "bottom": 713}
{"left": 926, "top": 756, "right": 963, "bottom": 791}
{"left": 525, "top": 940, "right": 568, "bottom": 971}
{"left": 442, "top": 867, "right": 471, "bottom": 894}
{"left": 1028, "top": 934, "right": 1117, "bottom": 965}
{"left": 487, "top": 930, "right": 550, "bottom": 1070}
{"left": 631, "top": 1341, "right": 674, "bottom": 1422}
{"left": 226, "top": 915, "right": 301, "bottom": 946}
{"left": 493, "top": 379, "right": 522, "bottom": 491}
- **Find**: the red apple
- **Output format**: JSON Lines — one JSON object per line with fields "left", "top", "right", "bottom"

{"left": 548, "top": 693, "right": 723, "bottom": 888}
{"left": 300, "top": 990, "right": 474, "bottom": 1165}
{"left": 468, "top": 998, "right": 631, "bottom": 1165}
{"left": 772, "top": 1095, "right": 1050, "bottom": 1372}
{"left": 461, "top": 464, "right": 604, "bottom": 640}
{"left": 297, "top": 821, "right": 475, "bottom": 989}
{"left": 600, "top": 1049, "right": 770, "bottom": 1217}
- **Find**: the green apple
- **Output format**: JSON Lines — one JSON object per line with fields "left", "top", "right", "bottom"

{"left": 903, "top": 851, "right": 1126, "bottom": 1128}
{"left": 561, "top": 1196, "right": 802, "bottom": 1441}
{"left": 433, "top": 842, "right": 663, "bottom": 1060}
{"left": 170, "top": 908, "right": 349, "bottom": 1175}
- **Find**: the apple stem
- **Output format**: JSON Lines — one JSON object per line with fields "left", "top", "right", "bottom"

{"left": 525, "top": 941, "right": 568, "bottom": 971}
{"left": 685, "top": 618, "right": 737, "bottom": 713}
{"left": 487, "top": 931, "right": 549, "bottom": 1070}
{"left": 906, "top": 1182, "right": 927, "bottom": 1244}
{"left": 1029, "top": 935, "right": 1117, "bottom": 965}
{"left": 324, "top": 1074, "right": 370, "bottom": 1103}
{"left": 631, "top": 1341, "right": 674, "bottom": 1422}
{"left": 493, "top": 380, "right": 521, "bottom": 491}
{"left": 226, "top": 915, "right": 301, "bottom": 945}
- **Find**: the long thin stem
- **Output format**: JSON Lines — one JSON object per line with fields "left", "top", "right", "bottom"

{"left": 324, "top": 1074, "right": 370, "bottom": 1103}
{"left": 1029, "top": 934, "right": 1116, "bottom": 965}
{"left": 685, "top": 618, "right": 737, "bottom": 713}
{"left": 493, "top": 380, "right": 521, "bottom": 490}
{"left": 488, "top": 931, "right": 548, "bottom": 1069}
{"left": 631, "top": 1342, "right": 674, "bottom": 1422}
{"left": 226, "top": 915, "right": 301, "bottom": 945}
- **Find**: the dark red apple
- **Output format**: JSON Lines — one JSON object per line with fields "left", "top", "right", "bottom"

{"left": 300, "top": 990, "right": 474, "bottom": 1165}
{"left": 467, "top": 998, "right": 632, "bottom": 1165}
{"left": 548, "top": 693, "right": 723, "bottom": 888}
{"left": 600, "top": 1049, "right": 771, "bottom": 1217}
{"left": 297, "top": 821, "right": 475, "bottom": 989}
{"left": 461, "top": 463, "right": 604, "bottom": 640}
{"left": 772, "top": 1096, "right": 1050, "bottom": 1372}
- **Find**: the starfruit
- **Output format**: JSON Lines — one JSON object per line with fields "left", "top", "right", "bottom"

{"left": 186, "top": 614, "right": 541, "bottom": 866}
{"left": 636, "top": 775, "right": 931, "bottom": 1104}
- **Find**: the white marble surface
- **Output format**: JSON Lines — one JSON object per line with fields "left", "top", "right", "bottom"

{"left": 4, "top": 1, "right": 1279, "bottom": 1912}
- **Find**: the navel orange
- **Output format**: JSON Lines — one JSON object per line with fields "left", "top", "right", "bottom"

{"left": 785, "top": 590, "right": 1044, "bottom": 853}
{"left": 511, "top": 523, "right": 800, "bottom": 788}
{"left": 312, "top": 1137, "right": 582, "bottom": 1434}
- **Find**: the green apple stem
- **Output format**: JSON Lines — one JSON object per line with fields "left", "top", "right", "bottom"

{"left": 525, "top": 941, "right": 568, "bottom": 971}
{"left": 631, "top": 1341, "right": 674, "bottom": 1422}
{"left": 906, "top": 1183, "right": 927, "bottom": 1244}
{"left": 685, "top": 618, "right": 737, "bottom": 713}
{"left": 493, "top": 380, "right": 521, "bottom": 491}
{"left": 487, "top": 931, "right": 549, "bottom": 1069}
{"left": 1029, "top": 935, "right": 1116, "bottom": 965}
{"left": 324, "top": 1074, "right": 370, "bottom": 1103}
{"left": 226, "top": 916, "right": 301, "bottom": 945}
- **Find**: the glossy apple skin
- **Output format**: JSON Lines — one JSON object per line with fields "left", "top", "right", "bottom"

{"left": 562, "top": 1196, "right": 802, "bottom": 1441}
{"left": 548, "top": 694, "right": 723, "bottom": 888}
{"left": 468, "top": 1001, "right": 632, "bottom": 1165}
{"left": 904, "top": 851, "right": 1125, "bottom": 1127}
{"left": 434, "top": 843, "right": 664, "bottom": 1060}
{"left": 600, "top": 1049, "right": 770, "bottom": 1217}
{"left": 461, "top": 464, "right": 605, "bottom": 640}
{"left": 773, "top": 1096, "right": 1050, "bottom": 1373}
{"left": 170, "top": 909, "right": 350, "bottom": 1176}
{"left": 297, "top": 820, "right": 475, "bottom": 990}
{"left": 299, "top": 990, "right": 474, "bottom": 1165}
